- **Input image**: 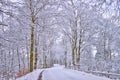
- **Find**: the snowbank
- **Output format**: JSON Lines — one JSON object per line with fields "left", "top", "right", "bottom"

{"left": 16, "top": 69, "right": 42, "bottom": 80}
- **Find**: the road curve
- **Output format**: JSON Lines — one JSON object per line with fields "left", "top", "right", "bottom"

{"left": 42, "top": 67, "right": 111, "bottom": 80}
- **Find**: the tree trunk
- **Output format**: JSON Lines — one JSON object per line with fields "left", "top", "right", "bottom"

{"left": 30, "top": 26, "right": 34, "bottom": 72}
{"left": 17, "top": 47, "right": 21, "bottom": 73}
{"left": 72, "top": 45, "right": 75, "bottom": 66}
{"left": 26, "top": 36, "right": 30, "bottom": 69}
{"left": 77, "top": 33, "right": 82, "bottom": 64}
{"left": 34, "top": 38, "right": 38, "bottom": 69}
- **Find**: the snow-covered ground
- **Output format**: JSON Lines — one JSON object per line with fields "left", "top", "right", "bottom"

{"left": 16, "top": 69, "right": 42, "bottom": 80}
{"left": 43, "top": 66, "right": 112, "bottom": 80}
{"left": 17, "top": 65, "right": 112, "bottom": 80}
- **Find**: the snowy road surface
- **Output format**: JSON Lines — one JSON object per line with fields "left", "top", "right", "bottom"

{"left": 42, "top": 67, "right": 111, "bottom": 80}
{"left": 17, "top": 65, "right": 112, "bottom": 80}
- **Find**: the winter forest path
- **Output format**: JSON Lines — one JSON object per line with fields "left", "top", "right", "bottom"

{"left": 41, "top": 66, "right": 112, "bottom": 80}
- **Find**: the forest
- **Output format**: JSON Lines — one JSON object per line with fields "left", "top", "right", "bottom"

{"left": 0, "top": 0, "right": 120, "bottom": 80}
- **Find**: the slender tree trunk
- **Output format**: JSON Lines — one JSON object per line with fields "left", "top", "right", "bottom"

{"left": 17, "top": 47, "right": 21, "bottom": 73}
{"left": 72, "top": 45, "right": 75, "bottom": 66}
{"left": 44, "top": 55, "right": 47, "bottom": 68}
{"left": 34, "top": 37, "right": 38, "bottom": 69}
{"left": 30, "top": 26, "right": 34, "bottom": 72}
{"left": 26, "top": 36, "right": 30, "bottom": 69}
{"left": 77, "top": 31, "right": 82, "bottom": 65}
{"left": 64, "top": 51, "right": 67, "bottom": 67}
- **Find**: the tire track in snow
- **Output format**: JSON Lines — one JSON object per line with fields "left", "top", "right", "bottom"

{"left": 38, "top": 70, "right": 44, "bottom": 80}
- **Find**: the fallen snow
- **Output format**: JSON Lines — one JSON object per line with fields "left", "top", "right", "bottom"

{"left": 43, "top": 66, "right": 112, "bottom": 80}
{"left": 16, "top": 69, "right": 42, "bottom": 80}
{"left": 16, "top": 65, "right": 112, "bottom": 80}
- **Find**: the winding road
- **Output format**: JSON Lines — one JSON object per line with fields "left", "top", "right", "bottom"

{"left": 42, "top": 67, "right": 111, "bottom": 80}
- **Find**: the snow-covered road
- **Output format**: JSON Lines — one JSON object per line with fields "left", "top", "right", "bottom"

{"left": 17, "top": 65, "right": 112, "bottom": 80}
{"left": 42, "top": 67, "right": 112, "bottom": 80}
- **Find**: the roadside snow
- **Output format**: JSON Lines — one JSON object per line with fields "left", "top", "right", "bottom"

{"left": 16, "top": 69, "right": 42, "bottom": 80}
{"left": 64, "top": 69, "right": 112, "bottom": 80}
{"left": 16, "top": 65, "right": 112, "bottom": 80}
